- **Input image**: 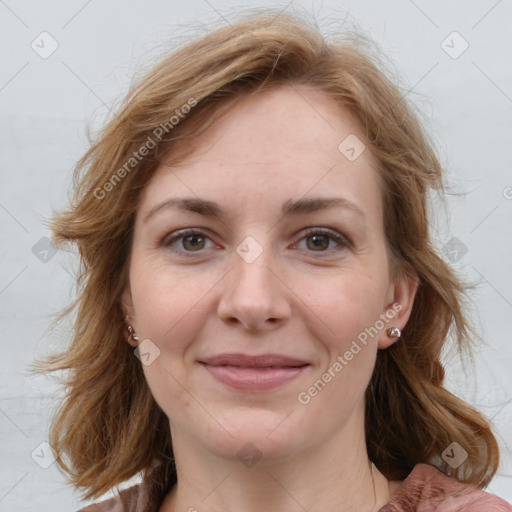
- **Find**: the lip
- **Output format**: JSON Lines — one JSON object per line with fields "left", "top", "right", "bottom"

{"left": 198, "top": 353, "right": 310, "bottom": 391}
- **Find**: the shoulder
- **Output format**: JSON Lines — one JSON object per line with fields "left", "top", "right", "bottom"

{"left": 380, "top": 463, "right": 512, "bottom": 511}
{"left": 76, "top": 484, "right": 143, "bottom": 512}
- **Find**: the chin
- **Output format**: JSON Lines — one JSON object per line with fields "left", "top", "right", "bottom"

{"left": 194, "top": 407, "right": 312, "bottom": 464}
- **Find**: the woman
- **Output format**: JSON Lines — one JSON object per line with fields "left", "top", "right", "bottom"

{"left": 39, "top": 9, "right": 512, "bottom": 512}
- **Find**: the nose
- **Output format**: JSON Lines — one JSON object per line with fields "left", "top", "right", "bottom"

{"left": 216, "top": 248, "right": 291, "bottom": 332}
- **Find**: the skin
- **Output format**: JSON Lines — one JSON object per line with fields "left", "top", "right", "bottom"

{"left": 122, "top": 83, "right": 418, "bottom": 512}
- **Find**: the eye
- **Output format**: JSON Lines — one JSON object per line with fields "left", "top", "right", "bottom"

{"left": 294, "top": 228, "right": 350, "bottom": 254}
{"left": 161, "top": 229, "right": 215, "bottom": 256}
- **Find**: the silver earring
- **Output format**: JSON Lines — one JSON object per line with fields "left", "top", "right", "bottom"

{"left": 386, "top": 327, "right": 401, "bottom": 338}
{"left": 125, "top": 316, "right": 139, "bottom": 342}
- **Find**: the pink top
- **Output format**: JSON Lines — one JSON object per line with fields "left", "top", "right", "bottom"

{"left": 78, "top": 463, "right": 512, "bottom": 511}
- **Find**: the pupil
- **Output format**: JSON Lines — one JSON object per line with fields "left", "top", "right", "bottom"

{"left": 309, "top": 235, "right": 328, "bottom": 250}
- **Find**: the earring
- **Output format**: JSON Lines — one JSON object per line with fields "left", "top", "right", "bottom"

{"left": 125, "top": 316, "right": 139, "bottom": 342}
{"left": 386, "top": 327, "right": 401, "bottom": 339}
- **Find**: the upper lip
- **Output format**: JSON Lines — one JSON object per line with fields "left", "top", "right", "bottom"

{"left": 199, "top": 353, "right": 309, "bottom": 368}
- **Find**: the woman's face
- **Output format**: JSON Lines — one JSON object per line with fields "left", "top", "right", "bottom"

{"left": 123, "top": 84, "right": 415, "bottom": 463}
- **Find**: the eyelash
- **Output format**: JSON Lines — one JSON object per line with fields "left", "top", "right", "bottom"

{"left": 161, "top": 227, "right": 350, "bottom": 258}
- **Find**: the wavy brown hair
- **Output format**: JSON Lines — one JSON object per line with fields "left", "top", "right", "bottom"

{"left": 37, "top": 7, "right": 500, "bottom": 506}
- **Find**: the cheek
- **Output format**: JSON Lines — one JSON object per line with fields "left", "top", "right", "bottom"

{"left": 129, "top": 255, "right": 217, "bottom": 344}
{"left": 298, "top": 275, "right": 382, "bottom": 417}
{"left": 129, "top": 256, "right": 213, "bottom": 414}
{"left": 301, "top": 267, "right": 389, "bottom": 348}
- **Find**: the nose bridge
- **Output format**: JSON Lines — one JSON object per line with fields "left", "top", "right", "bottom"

{"left": 216, "top": 234, "right": 290, "bottom": 330}
{"left": 234, "top": 244, "right": 274, "bottom": 292}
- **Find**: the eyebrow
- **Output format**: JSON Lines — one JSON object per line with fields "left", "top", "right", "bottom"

{"left": 143, "top": 196, "right": 365, "bottom": 223}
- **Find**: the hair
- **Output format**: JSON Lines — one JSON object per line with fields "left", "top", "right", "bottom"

{"left": 37, "top": 7, "right": 500, "bottom": 507}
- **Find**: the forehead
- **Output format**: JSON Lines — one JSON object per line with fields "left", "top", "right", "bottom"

{"left": 139, "top": 84, "right": 383, "bottom": 222}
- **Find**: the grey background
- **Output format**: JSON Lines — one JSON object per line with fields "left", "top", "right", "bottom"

{"left": 0, "top": 0, "right": 511, "bottom": 510}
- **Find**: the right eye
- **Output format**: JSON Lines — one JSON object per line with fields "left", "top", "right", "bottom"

{"left": 161, "top": 229, "right": 216, "bottom": 257}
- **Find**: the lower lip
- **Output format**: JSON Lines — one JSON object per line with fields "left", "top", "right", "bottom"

{"left": 201, "top": 364, "right": 308, "bottom": 391}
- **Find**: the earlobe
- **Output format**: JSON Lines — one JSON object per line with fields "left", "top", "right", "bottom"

{"left": 125, "top": 320, "right": 140, "bottom": 347}
{"left": 121, "top": 286, "right": 139, "bottom": 347}
{"left": 378, "top": 267, "right": 419, "bottom": 349}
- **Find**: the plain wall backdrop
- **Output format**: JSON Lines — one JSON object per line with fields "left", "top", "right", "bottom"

{"left": 0, "top": 0, "right": 511, "bottom": 509}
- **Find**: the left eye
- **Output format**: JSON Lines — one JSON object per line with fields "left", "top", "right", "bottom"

{"left": 162, "top": 228, "right": 349, "bottom": 256}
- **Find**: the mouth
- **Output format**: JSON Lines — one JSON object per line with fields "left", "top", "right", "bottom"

{"left": 198, "top": 353, "right": 310, "bottom": 391}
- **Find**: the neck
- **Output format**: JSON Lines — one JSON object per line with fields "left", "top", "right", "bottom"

{"left": 161, "top": 413, "right": 392, "bottom": 512}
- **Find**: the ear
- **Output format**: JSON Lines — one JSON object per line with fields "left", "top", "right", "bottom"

{"left": 378, "top": 266, "right": 419, "bottom": 349}
{"left": 121, "top": 284, "right": 138, "bottom": 347}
